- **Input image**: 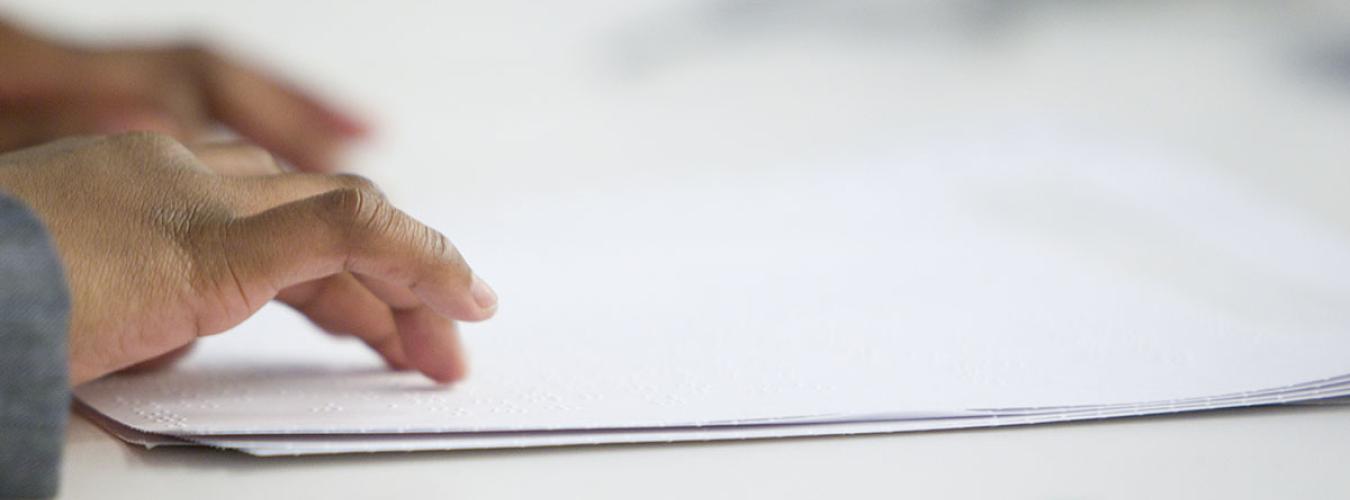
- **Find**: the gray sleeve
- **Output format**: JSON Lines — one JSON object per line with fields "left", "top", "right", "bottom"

{"left": 0, "top": 192, "right": 71, "bottom": 498}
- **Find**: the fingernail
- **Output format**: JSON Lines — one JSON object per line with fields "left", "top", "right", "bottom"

{"left": 470, "top": 275, "right": 498, "bottom": 312}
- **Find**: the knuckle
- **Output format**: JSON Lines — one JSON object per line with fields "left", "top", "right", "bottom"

{"left": 95, "top": 132, "right": 200, "bottom": 173}
{"left": 106, "top": 131, "right": 189, "bottom": 156}
{"left": 315, "top": 189, "right": 458, "bottom": 268}
{"left": 414, "top": 223, "right": 468, "bottom": 281}
{"left": 320, "top": 188, "right": 389, "bottom": 241}
{"left": 332, "top": 174, "right": 384, "bottom": 198}
{"left": 426, "top": 228, "right": 458, "bottom": 263}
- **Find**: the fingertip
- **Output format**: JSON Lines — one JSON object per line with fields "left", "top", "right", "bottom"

{"left": 284, "top": 82, "right": 372, "bottom": 138}
{"left": 381, "top": 339, "right": 412, "bottom": 371}
{"left": 395, "top": 308, "right": 469, "bottom": 384}
{"left": 443, "top": 275, "right": 498, "bottom": 322}
{"left": 418, "top": 351, "right": 467, "bottom": 384}
{"left": 386, "top": 358, "right": 412, "bottom": 372}
{"left": 469, "top": 275, "right": 498, "bottom": 319}
{"left": 327, "top": 112, "right": 370, "bottom": 139}
{"left": 413, "top": 280, "right": 498, "bottom": 323}
{"left": 423, "top": 360, "right": 468, "bottom": 384}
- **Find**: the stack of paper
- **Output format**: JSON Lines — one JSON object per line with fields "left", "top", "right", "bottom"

{"left": 74, "top": 134, "right": 1350, "bottom": 455}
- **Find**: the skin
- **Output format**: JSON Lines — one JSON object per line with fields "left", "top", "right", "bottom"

{"left": 0, "top": 20, "right": 495, "bottom": 386}
{"left": 0, "top": 20, "right": 367, "bottom": 172}
{"left": 0, "top": 134, "right": 497, "bottom": 386}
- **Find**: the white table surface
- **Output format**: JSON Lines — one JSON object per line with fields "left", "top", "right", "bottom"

{"left": 60, "top": 404, "right": 1350, "bottom": 499}
{"left": 11, "top": 0, "right": 1350, "bottom": 497}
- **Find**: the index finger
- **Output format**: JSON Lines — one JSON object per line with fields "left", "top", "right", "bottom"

{"left": 221, "top": 187, "right": 497, "bottom": 322}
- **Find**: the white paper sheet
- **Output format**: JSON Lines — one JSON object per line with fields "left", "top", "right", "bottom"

{"left": 76, "top": 134, "right": 1350, "bottom": 439}
{"left": 83, "top": 382, "right": 1350, "bottom": 456}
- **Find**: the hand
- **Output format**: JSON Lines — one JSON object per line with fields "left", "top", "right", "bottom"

{"left": 0, "top": 19, "right": 367, "bottom": 171}
{"left": 0, "top": 133, "right": 497, "bottom": 385}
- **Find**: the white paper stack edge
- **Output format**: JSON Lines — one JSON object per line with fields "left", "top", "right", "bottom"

{"left": 77, "top": 389, "right": 1350, "bottom": 456}
{"left": 74, "top": 136, "right": 1350, "bottom": 456}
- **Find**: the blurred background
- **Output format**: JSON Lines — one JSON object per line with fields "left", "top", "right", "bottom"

{"left": 3, "top": 0, "right": 1349, "bottom": 244}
